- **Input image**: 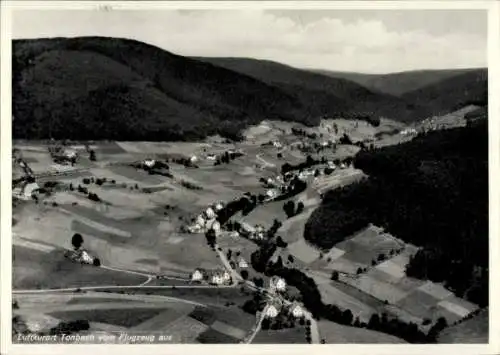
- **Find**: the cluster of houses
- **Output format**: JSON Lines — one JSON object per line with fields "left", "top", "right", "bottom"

{"left": 186, "top": 203, "right": 224, "bottom": 234}
{"left": 269, "top": 276, "right": 287, "bottom": 293}
{"left": 263, "top": 299, "right": 304, "bottom": 319}
{"left": 399, "top": 128, "right": 418, "bottom": 136}
{"left": 49, "top": 144, "right": 78, "bottom": 165}
{"left": 239, "top": 222, "right": 267, "bottom": 241}
{"left": 64, "top": 248, "right": 100, "bottom": 266}
{"left": 190, "top": 267, "right": 232, "bottom": 286}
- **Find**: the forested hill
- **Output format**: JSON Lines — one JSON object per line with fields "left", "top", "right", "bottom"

{"left": 304, "top": 119, "right": 488, "bottom": 307}
{"left": 13, "top": 37, "right": 487, "bottom": 141}
{"left": 311, "top": 68, "right": 484, "bottom": 97}
{"left": 13, "top": 37, "right": 307, "bottom": 141}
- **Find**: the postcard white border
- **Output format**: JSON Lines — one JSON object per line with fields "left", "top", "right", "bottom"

{"left": 1, "top": 1, "right": 499, "bottom": 355}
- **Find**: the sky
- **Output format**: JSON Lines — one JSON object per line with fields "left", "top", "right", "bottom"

{"left": 12, "top": 8, "right": 487, "bottom": 74}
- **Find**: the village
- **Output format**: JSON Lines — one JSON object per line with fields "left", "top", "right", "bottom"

{"left": 11, "top": 115, "right": 481, "bottom": 344}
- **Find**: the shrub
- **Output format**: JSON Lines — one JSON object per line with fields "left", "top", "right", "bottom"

{"left": 88, "top": 192, "right": 100, "bottom": 202}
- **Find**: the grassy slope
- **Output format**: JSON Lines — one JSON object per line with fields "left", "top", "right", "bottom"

{"left": 437, "top": 309, "right": 488, "bottom": 344}
{"left": 318, "top": 320, "right": 406, "bottom": 343}
{"left": 313, "top": 68, "right": 483, "bottom": 97}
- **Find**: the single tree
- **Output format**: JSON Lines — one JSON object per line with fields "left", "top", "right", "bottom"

{"left": 71, "top": 233, "right": 84, "bottom": 250}
{"left": 296, "top": 201, "right": 305, "bottom": 215}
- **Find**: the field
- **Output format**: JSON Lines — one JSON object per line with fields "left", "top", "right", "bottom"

{"left": 302, "top": 224, "right": 481, "bottom": 329}
{"left": 437, "top": 309, "right": 489, "bottom": 344}
{"left": 13, "top": 290, "right": 257, "bottom": 344}
{"left": 12, "top": 129, "right": 485, "bottom": 344}
{"left": 13, "top": 245, "right": 148, "bottom": 290}
{"left": 317, "top": 320, "right": 406, "bottom": 343}
{"left": 253, "top": 327, "right": 308, "bottom": 344}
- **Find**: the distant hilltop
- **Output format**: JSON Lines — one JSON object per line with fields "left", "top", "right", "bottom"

{"left": 13, "top": 36, "right": 487, "bottom": 141}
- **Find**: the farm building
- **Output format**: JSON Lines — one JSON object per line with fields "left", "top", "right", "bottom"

{"left": 66, "top": 249, "right": 95, "bottom": 265}
{"left": 187, "top": 224, "right": 202, "bottom": 233}
{"left": 209, "top": 270, "right": 231, "bottom": 285}
{"left": 265, "top": 305, "right": 280, "bottom": 318}
{"left": 290, "top": 303, "right": 304, "bottom": 318}
{"left": 239, "top": 222, "right": 256, "bottom": 236}
{"left": 63, "top": 149, "right": 78, "bottom": 160}
{"left": 270, "top": 276, "right": 287, "bottom": 292}
{"left": 191, "top": 269, "right": 205, "bottom": 281}
{"left": 23, "top": 182, "right": 40, "bottom": 200}
{"left": 206, "top": 154, "right": 217, "bottom": 161}
{"left": 190, "top": 155, "right": 198, "bottom": 163}
{"left": 266, "top": 189, "right": 279, "bottom": 199}
{"left": 205, "top": 207, "right": 216, "bottom": 219}
{"left": 206, "top": 219, "right": 221, "bottom": 234}
{"left": 196, "top": 215, "right": 206, "bottom": 227}
{"left": 238, "top": 258, "right": 249, "bottom": 268}
{"left": 327, "top": 161, "right": 336, "bottom": 169}
{"left": 214, "top": 202, "right": 224, "bottom": 211}
{"left": 253, "top": 232, "right": 265, "bottom": 241}
{"left": 144, "top": 159, "right": 156, "bottom": 168}
{"left": 272, "top": 141, "right": 283, "bottom": 148}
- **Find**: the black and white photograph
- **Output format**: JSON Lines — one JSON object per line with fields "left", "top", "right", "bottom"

{"left": 1, "top": 1, "right": 497, "bottom": 352}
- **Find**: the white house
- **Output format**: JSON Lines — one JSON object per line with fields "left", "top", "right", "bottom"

{"left": 291, "top": 304, "right": 304, "bottom": 318}
{"left": 214, "top": 202, "right": 224, "bottom": 211}
{"left": 71, "top": 249, "right": 94, "bottom": 265}
{"left": 254, "top": 232, "right": 265, "bottom": 240}
{"left": 271, "top": 276, "right": 287, "bottom": 292}
{"left": 266, "top": 189, "right": 278, "bottom": 199}
{"left": 238, "top": 258, "right": 249, "bottom": 268}
{"left": 211, "top": 221, "right": 221, "bottom": 234}
{"left": 211, "top": 274, "right": 224, "bottom": 285}
{"left": 207, "top": 154, "right": 217, "bottom": 161}
{"left": 191, "top": 269, "right": 204, "bottom": 281}
{"left": 240, "top": 222, "right": 256, "bottom": 236}
{"left": 205, "top": 207, "right": 216, "bottom": 219}
{"left": 23, "top": 182, "right": 40, "bottom": 199}
{"left": 188, "top": 224, "right": 202, "bottom": 233}
{"left": 339, "top": 163, "right": 346, "bottom": 169}
{"left": 265, "top": 305, "right": 279, "bottom": 318}
{"left": 190, "top": 155, "right": 198, "bottom": 163}
{"left": 230, "top": 231, "right": 240, "bottom": 238}
{"left": 210, "top": 270, "right": 230, "bottom": 285}
{"left": 144, "top": 159, "right": 156, "bottom": 168}
{"left": 196, "top": 215, "right": 206, "bottom": 227}
{"left": 64, "top": 149, "right": 78, "bottom": 160}
{"left": 273, "top": 141, "right": 282, "bottom": 148}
